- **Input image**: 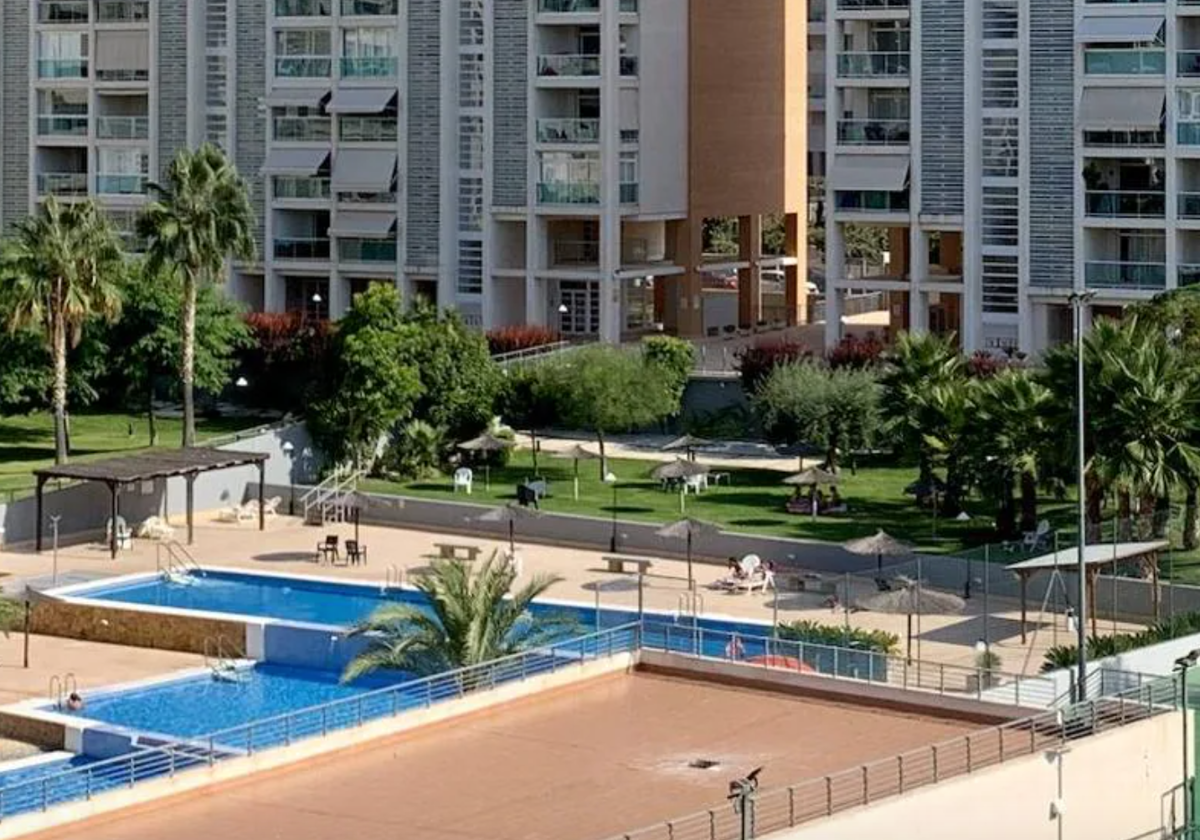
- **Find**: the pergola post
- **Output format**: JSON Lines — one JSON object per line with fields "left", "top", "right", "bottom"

{"left": 1148, "top": 553, "right": 1161, "bottom": 623}
{"left": 35, "top": 475, "right": 46, "bottom": 553}
{"left": 258, "top": 462, "right": 266, "bottom": 531}
{"left": 1019, "top": 571, "right": 1028, "bottom": 644}
{"left": 1087, "top": 567, "right": 1100, "bottom": 638}
{"left": 108, "top": 481, "right": 118, "bottom": 559}
{"left": 185, "top": 474, "right": 196, "bottom": 545}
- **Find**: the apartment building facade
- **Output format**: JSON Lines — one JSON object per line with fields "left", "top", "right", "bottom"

{"left": 1, "top": 0, "right": 807, "bottom": 343}
{"left": 820, "top": 0, "right": 1200, "bottom": 355}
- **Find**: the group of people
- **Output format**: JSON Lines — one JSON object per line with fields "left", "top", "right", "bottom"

{"left": 786, "top": 488, "right": 848, "bottom": 516}
{"left": 713, "top": 555, "right": 776, "bottom": 592}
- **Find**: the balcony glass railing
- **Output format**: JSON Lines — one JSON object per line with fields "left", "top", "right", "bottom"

{"left": 834, "top": 190, "right": 909, "bottom": 212}
{"left": 273, "top": 176, "right": 331, "bottom": 200}
{"left": 275, "top": 57, "right": 332, "bottom": 78}
{"left": 96, "top": 174, "right": 147, "bottom": 195}
{"left": 837, "top": 0, "right": 909, "bottom": 8}
{"left": 336, "top": 189, "right": 397, "bottom": 204}
{"left": 620, "top": 55, "right": 638, "bottom": 76}
{"left": 96, "top": 116, "right": 149, "bottom": 139}
{"left": 95, "top": 0, "right": 149, "bottom": 21}
{"left": 1083, "top": 49, "right": 1165, "bottom": 75}
{"left": 538, "top": 182, "right": 600, "bottom": 204}
{"left": 95, "top": 68, "right": 149, "bottom": 82}
{"left": 339, "top": 116, "right": 397, "bottom": 142}
{"left": 339, "top": 238, "right": 397, "bottom": 262}
{"left": 553, "top": 240, "right": 600, "bottom": 265}
{"left": 1084, "top": 190, "right": 1165, "bottom": 218}
{"left": 37, "top": 59, "right": 87, "bottom": 79}
{"left": 37, "top": 115, "right": 88, "bottom": 136}
{"left": 1180, "top": 51, "right": 1200, "bottom": 77}
{"left": 836, "top": 52, "right": 910, "bottom": 78}
{"left": 274, "top": 238, "right": 331, "bottom": 260}
{"left": 537, "top": 118, "right": 601, "bottom": 144}
{"left": 1180, "top": 122, "right": 1200, "bottom": 146}
{"left": 273, "top": 116, "right": 332, "bottom": 141}
{"left": 538, "top": 0, "right": 638, "bottom": 11}
{"left": 38, "top": 1, "right": 89, "bottom": 23}
{"left": 1179, "top": 192, "right": 1200, "bottom": 218}
{"left": 1180, "top": 264, "right": 1200, "bottom": 288}
{"left": 538, "top": 54, "right": 601, "bottom": 77}
{"left": 37, "top": 173, "right": 88, "bottom": 196}
{"left": 620, "top": 182, "right": 638, "bottom": 203}
{"left": 275, "top": 0, "right": 332, "bottom": 15}
{"left": 340, "top": 56, "right": 397, "bottom": 78}
{"left": 1084, "top": 260, "right": 1166, "bottom": 290}
{"left": 341, "top": 0, "right": 398, "bottom": 12}
{"left": 1083, "top": 128, "right": 1163, "bottom": 148}
{"left": 837, "top": 119, "right": 909, "bottom": 145}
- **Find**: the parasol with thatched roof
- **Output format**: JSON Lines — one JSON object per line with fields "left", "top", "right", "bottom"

{"left": 783, "top": 468, "right": 839, "bottom": 519}
{"left": 556, "top": 443, "right": 601, "bottom": 500}
{"left": 652, "top": 459, "right": 711, "bottom": 513}
{"left": 776, "top": 441, "right": 827, "bottom": 471}
{"left": 663, "top": 434, "right": 714, "bottom": 462}
{"left": 476, "top": 503, "right": 541, "bottom": 554}
{"left": 856, "top": 576, "right": 965, "bottom": 662}
{"left": 458, "top": 432, "right": 515, "bottom": 490}
{"left": 656, "top": 517, "right": 720, "bottom": 588}
{"left": 844, "top": 529, "right": 914, "bottom": 573}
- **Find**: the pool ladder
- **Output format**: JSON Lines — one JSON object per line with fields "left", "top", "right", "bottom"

{"left": 203, "top": 634, "right": 246, "bottom": 680}
{"left": 676, "top": 592, "right": 704, "bottom": 626}
{"left": 49, "top": 673, "right": 77, "bottom": 711}
{"left": 157, "top": 541, "right": 205, "bottom": 582}
{"left": 380, "top": 565, "right": 404, "bottom": 594}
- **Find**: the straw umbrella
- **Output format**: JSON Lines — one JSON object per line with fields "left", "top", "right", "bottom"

{"left": 556, "top": 443, "right": 600, "bottom": 500}
{"left": 775, "top": 441, "right": 826, "bottom": 471}
{"left": 663, "top": 434, "right": 714, "bottom": 462}
{"left": 844, "top": 529, "right": 914, "bottom": 574}
{"left": 457, "top": 432, "right": 514, "bottom": 490}
{"left": 656, "top": 517, "right": 720, "bottom": 589}
{"left": 476, "top": 503, "right": 541, "bottom": 555}
{"left": 782, "top": 467, "right": 839, "bottom": 519}
{"left": 652, "top": 459, "right": 711, "bottom": 513}
{"left": 856, "top": 576, "right": 965, "bottom": 662}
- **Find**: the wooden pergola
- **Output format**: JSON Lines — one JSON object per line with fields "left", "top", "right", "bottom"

{"left": 1005, "top": 540, "right": 1169, "bottom": 642}
{"left": 33, "top": 448, "right": 270, "bottom": 558}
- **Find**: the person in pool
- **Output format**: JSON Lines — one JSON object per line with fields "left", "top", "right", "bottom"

{"left": 66, "top": 692, "right": 84, "bottom": 712}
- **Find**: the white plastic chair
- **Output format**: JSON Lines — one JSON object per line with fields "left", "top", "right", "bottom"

{"left": 105, "top": 516, "right": 132, "bottom": 550}
{"left": 1021, "top": 519, "right": 1050, "bottom": 551}
{"left": 684, "top": 474, "right": 706, "bottom": 495}
{"left": 454, "top": 467, "right": 474, "bottom": 495}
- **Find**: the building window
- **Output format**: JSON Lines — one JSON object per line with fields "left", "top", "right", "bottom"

{"left": 457, "top": 240, "right": 483, "bottom": 295}
{"left": 459, "top": 54, "right": 484, "bottom": 108}
{"left": 458, "top": 177, "right": 483, "bottom": 232}
{"left": 459, "top": 116, "right": 484, "bottom": 170}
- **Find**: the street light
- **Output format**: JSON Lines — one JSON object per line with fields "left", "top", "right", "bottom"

{"left": 728, "top": 768, "right": 762, "bottom": 840}
{"left": 1069, "top": 289, "right": 1095, "bottom": 700}
{"left": 604, "top": 471, "right": 618, "bottom": 552}
{"left": 557, "top": 302, "right": 569, "bottom": 335}
{"left": 282, "top": 441, "right": 296, "bottom": 516}
{"left": 1175, "top": 649, "right": 1200, "bottom": 839}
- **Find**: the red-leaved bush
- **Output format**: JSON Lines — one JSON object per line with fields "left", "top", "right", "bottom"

{"left": 826, "top": 333, "right": 885, "bottom": 370}
{"left": 487, "top": 325, "right": 561, "bottom": 355}
{"left": 239, "top": 312, "right": 335, "bottom": 410}
{"left": 735, "top": 340, "right": 812, "bottom": 392}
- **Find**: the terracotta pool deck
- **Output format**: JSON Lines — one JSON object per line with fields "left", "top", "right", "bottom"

{"left": 27, "top": 671, "right": 980, "bottom": 840}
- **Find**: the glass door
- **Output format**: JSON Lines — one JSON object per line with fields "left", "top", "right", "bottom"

{"left": 559, "top": 280, "right": 600, "bottom": 334}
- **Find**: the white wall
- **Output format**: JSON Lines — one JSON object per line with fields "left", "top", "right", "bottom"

{"left": 636, "top": 0, "right": 688, "bottom": 216}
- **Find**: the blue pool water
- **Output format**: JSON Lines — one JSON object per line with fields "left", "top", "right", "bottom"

{"left": 0, "top": 753, "right": 141, "bottom": 817}
{"left": 0, "top": 755, "right": 97, "bottom": 791}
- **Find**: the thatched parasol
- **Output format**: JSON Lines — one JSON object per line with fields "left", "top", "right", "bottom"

{"left": 476, "top": 503, "right": 541, "bottom": 554}
{"left": 458, "top": 433, "right": 515, "bottom": 490}
{"left": 652, "top": 459, "right": 711, "bottom": 513}
{"left": 783, "top": 468, "right": 840, "bottom": 519}
{"left": 844, "top": 529, "right": 914, "bottom": 573}
{"left": 856, "top": 576, "right": 965, "bottom": 662}
{"left": 656, "top": 517, "right": 720, "bottom": 588}
{"left": 662, "top": 434, "right": 714, "bottom": 462}
{"left": 556, "top": 444, "right": 601, "bottom": 500}
{"left": 775, "top": 441, "right": 826, "bottom": 471}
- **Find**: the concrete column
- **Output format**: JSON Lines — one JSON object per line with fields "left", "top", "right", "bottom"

{"left": 784, "top": 213, "right": 806, "bottom": 326}
{"left": 263, "top": 271, "right": 286, "bottom": 313}
{"left": 598, "top": 0, "right": 622, "bottom": 343}
{"left": 675, "top": 218, "right": 704, "bottom": 338}
{"left": 327, "top": 273, "right": 349, "bottom": 320}
{"left": 737, "top": 214, "right": 763, "bottom": 328}
{"left": 526, "top": 217, "right": 545, "bottom": 325}
{"left": 824, "top": 221, "right": 845, "bottom": 349}
{"left": 908, "top": 229, "right": 928, "bottom": 334}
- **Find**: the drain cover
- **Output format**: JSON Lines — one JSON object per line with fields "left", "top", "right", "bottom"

{"left": 688, "top": 758, "right": 721, "bottom": 770}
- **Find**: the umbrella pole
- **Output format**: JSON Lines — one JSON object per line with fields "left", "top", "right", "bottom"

{"left": 574, "top": 460, "right": 580, "bottom": 501}
{"left": 509, "top": 519, "right": 515, "bottom": 555}
{"left": 906, "top": 612, "right": 913, "bottom": 663}
{"left": 876, "top": 551, "right": 882, "bottom": 574}
{"left": 680, "top": 487, "right": 685, "bottom": 514}
{"left": 686, "top": 531, "right": 694, "bottom": 590}
{"left": 485, "top": 463, "right": 491, "bottom": 492}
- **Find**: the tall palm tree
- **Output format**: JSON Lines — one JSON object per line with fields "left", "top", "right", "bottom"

{"left": 342, "top": 553, "right": 571, "bottom": 682}
{"left": 0, "top": 198, "right": 123, "bottom": 463}
{"left": 138, "top": 144, "right": 254, "bottom": 447}
{"left": 975, "top": 369, "right": 1055, "bottom": 534}
{"left": 880, "top": 331, "right": 965, "bottom": 484}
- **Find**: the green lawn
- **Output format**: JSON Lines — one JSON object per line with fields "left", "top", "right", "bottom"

{"left": 0, "top": 412, "right": 263, "bottom": 498}
{"left": 361, "top": 449, "right": 1006, "bottom": 554}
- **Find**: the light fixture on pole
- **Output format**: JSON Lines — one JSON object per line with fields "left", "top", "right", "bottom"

{"left": 1069, "top": 289, "right": 1095, "bottom": 700}
{"left": 557, "top": 302, "right": 569, "bottom": 335}
{"left": 1175, "top": 649, "right": 1200, "bottom": 839}
{"left": 281, "top": 441, "right": 296, "bottom": 516}
{"left": 728, "top": 768, "right": 763, "bottom": 840}
{"left": 604, "top": 471, "right": 618, "bottom": 552}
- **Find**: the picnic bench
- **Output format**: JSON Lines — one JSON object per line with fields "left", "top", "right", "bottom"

{"left": 434, "top": 543, "right": 482, "bottom": 562}
{"left": 602, "top": 555, "right": 653, "bottom": 575}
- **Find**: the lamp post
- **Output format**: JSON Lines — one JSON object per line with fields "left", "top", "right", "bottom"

{"left": 282, "top": 441, "right": 296, "bottom": 515}
{"left": 50, "top": 515, "right": 61, "bottom": 585}
{"left": 604, "top": 471, "right": 618, "bottom": 552}
{"left": 1070, "top": 289, "right": 1095, "bottom": 700}
{"left": 557, "top": 302, "right": 569, "bottom": 336}
{"left": 728, "top": 768, "right": 762, "bottom": 840}
{"left": 1175, "top": 649, "right": 1200, "bottom": 840}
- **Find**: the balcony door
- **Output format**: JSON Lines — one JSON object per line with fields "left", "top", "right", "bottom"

{"left": 559, "top": 280, "right": 600, "bottom": 335}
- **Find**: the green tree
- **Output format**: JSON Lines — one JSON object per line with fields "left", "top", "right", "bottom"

{"left": 342, "top": 553, "right": 569, "bottom": 681}
{"left": 0, "top": 199, "right": 124, "bottom": 462}
{"left": 309, "top": 284, "right": 421, "bottom": 467}
{"left": 540, "top": 345, "right": 678, "bottom": 475}
{"left": 139, "top": 143, "right": 255, "bottom": 448}
{"left": 641, "top": 335, "right": 695, "bottom": 407}
{"left": 753, "top": 361, "right": 880, "bottom": 472}
{"left": 0, "top": 327, "right": 51, "bottom": 415}
{"left": 880, "top": 331, "right": 965, "bottom": 484}
{"left": 107, "top": 262, "right": 250, "bottom": 445}
{"left": 499, "top": 365, "right": 559, "bottom": 476}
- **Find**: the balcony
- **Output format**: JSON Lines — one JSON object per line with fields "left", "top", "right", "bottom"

{"left": 275, "top": 0, "right": 332, "bottom": 15}
{"left": 37, "top": 59, "right": 88, "bottom": 80}
{"left": 1083, "top": 128, "right": 1163, "bottom": 148}
{"left": 275, "top": 57, "right": 332, "bottom": 79}
{"left": 339, "top": 238, "right": 397, "bottom": 262}
{"left": 340, "top": 56, "right": 398, "bottom": 79}
{"left": 552, "top": 238, "right": 652, "bottom": 266}
{"left": 273, "top": 176, "right": 332, "bottom": 200}
{"left": 538, "top": 55, "right": 601, "bottom": 78}
{"left": 96, "top": 116, "right": 149, "bottom": 140}
{"left": 837, "top": 0, "right": 908, "bottom": 8}
{"left": 837, "top": 119, "right": 909, "bottom": 146}
{"left": 834, "top": 190, "right": 909, "bottom": 212}
{"left": 1083, "top": 49, "right": 1165, "bottom": 75}
{"left": 341, "top": 0, "right": 398, "bottom": 13}
{"left": 1180, "top": 52, "right": 1200, "bottom": 77}
{"left": 274, "top": 237, "right": 331, "bottom": 260}
{"left": 274, "top": 115, "right": 332, "bottom": 142}
{"left": 537, "top": 118, "right": 600, "bottom": 144}
{"left": 538, "top": 182, "right": 600, "bottom": 204}
{"left": 1180, "top": 264, "right": 1200, "bottom": 287}
{"left": 96, "top": 174, "right": 147, "bottom": 195}
{"left": 1180, "top": 121, "right": 1200, "bottom": 146}
{"left": 1084, "top": 190, "right": 1165, "bottom": 219}
{"left": 538, "top": 0, "right": 638, "bottom": 11}
{"left": 620, "top": 182, "right": 638, "bottom": 203}
{"left": 1179, "top": 192, "right": 1200, "bottom": 219}
{"left": 37, "top": 115, "right": 88, "bottom": 137}
{"left": 38, "top": 1, "right": 89, "bottom": 23}
{"left": 339, "top": 116, "right": 397, "bottom": 142}
{"left": 95, "top": 67, "right": 149, "bottom": 83}
{"left": 95, "top": 0, "right": 149, "bottom": 21}
{"left": 37, "top": 172, "right": 88, "bottom": 196}
{"left": 1084, "top": 260, "right": 1166, "bottom": 290}
{"left": 836, "top": 52, "right": 909, "bottom": 78}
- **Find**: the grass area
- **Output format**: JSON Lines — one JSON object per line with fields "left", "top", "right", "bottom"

{"left": 0, "top": 412, "right": 264, "bottom": 498}
{"left": 361, "top": 449, "right": 1010, "bottom": 554}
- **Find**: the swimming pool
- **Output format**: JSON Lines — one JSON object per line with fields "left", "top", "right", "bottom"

{"left": 0, "top": 752, "right": 144, "bottom": 817}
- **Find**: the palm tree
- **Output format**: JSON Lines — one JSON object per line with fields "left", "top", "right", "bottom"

{"left": 139, "top": 144, "right": 254, "bottom": 447}
{"left": 0, "top": 198, "right": 124, "bottom": 463}
{"left": 975, "top": 369, "right": 1055, "bottom": 534}
{"left": 342, "top": 553, "right": 571, "bottom": 682}
{"left": 880, "top": 331, "right": 965, "bottom": 484}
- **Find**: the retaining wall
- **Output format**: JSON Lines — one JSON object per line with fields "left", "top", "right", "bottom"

{"left": 29, "top": 599, "right": 247, "bottom": 656}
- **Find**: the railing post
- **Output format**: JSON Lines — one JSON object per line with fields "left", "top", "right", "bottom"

{"left": 998, "top": 728, "right": 1004, "bottom": 763}
{"left": 357, "top": 697, "right": 364, "bottom": 727}
{"left": 966, "top": 735, "right": 972, "bottom": 772}
{"left": 1015, "top": 678, "right": 1020, "bottom": 707}
{"left": 939, "top": 663, "right": 945, "bottom": 695}
{"left": 285, "top": 715, "right": 292, "bottom": 746}
{"left": 322, "top": 707, "right": 328, "bottom": 735}
{"left": 903, "top": 658, "right": 908, "bottom": 690}
{"left": 170, "top": 748, "right": 176, "bottom": 778}
{"left": 247, "top": 724, "right": 254, "bottom": 755}
{"left": 825, "top": 776, "right": 833, "bottom": 816}
{"left": 932, "top": 745, "right": 938, "bottom": 782}
{"left": 42, "top": 778, "right": 48, "bottom": 811}
{"left": 709, "top": 810, "right": 717, "bottom": 840}
{"left": 834, "top": 647, "right": 839, "bottom": 678}
{"left": 208, "top": 737, "right": 215, "bottom": 766}
{"left": 426, "top": 679, "right": 434, "bottom": 707}
{"left": 128, "top": 757, "right": 135, "bottom": 788}
{"left": 898, "top": 755, "right": 904, "bottom": 793}
{"left": 868, "top": 650, "right": 874, "bottom": 683}
{"left": 86, "top": 769, "right": 93, "bottom": 800}
{"left": 1029, "top": 724, "right": 1035, "bottom": 755}
{"left": 392, "top": 688, "right": 399, "bottom": 716}
{"left": 788, "top": 786, "right": 796, "bottom": 825}
{"left": 862, "top": 765, "right": 869, "bottom": 804}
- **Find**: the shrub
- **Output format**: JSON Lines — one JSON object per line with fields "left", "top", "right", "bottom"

{"left": 776, "top": 619, "right": 899, "bottom": 654}
{"left": 382, "top": 419, "right": 446, "bottom": 480}
{"left": 735, "top": 340, "right": 812, "bottom": 393}
{"left": 826, "top": 334, "right": 885, "bottom": 370}
{"left": 487, "top": 325, "right": 561, "bottom": 355}
{"left": 642, "top": 335, "right": 695, "bottom": 404}
{"left": 966, "top": 350, "right": 1015, "bottom": 379}
{"left": 239, "top": 312, "right": 335, "bottom": 411}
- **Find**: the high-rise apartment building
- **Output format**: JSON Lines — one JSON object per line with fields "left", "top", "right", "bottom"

{"left": 2, "top": 0, "right": 808, "bottom": 342}
{"left": 819, "top": 0, "right": 1200, "bottom": 355}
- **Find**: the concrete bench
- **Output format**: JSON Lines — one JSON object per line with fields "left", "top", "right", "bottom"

{"left": 602, "top": 555, "right": 653, "bottom": 575}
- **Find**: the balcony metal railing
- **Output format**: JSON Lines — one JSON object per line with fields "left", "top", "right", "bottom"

{"left": 1083, "top": 128, "right": 1163, "bottom": 148}
{"left": 341, "top": 0, "right": 399, "bottom": 13}
{"left": 1180, "top": 264, "right": 1200, "bottom": 287}
{"left": 275, "top": 0, "right": 332, "bottom": 15}
{"left": 538, "top": 181, "right": 600, "bottom": 204}
{"left": 37, "top": 1, "right": 89, "bottom": 23}
{"left": 1179, "top": 192, "right": 1200, "bottom": 218}
{"left": 551, "top": 237, "right": 652, "bottom": 266}
{"left": 538, "top": 54, "right": 601, "bottom": 77}
{"left": 37, "top": 59, "right": 88, "bottom": 80}
{"left": 339, "top": 116, "right": 398, "bottom": 142}
{"left": 273, "top": 116, "right": 332, "bottom": 142}
{"left": 836, "top": 51, "right": 910, "bottom": 78}
{"left": 837, "top": 0, "right": 909, "bottom": 8}
{"left": 340, "top": 56, "right": 398, "bottom": 78}
{"left": 1084, "top": 260, "right": 1167, "bottom": 290}
{"left": 1084, "top": 190, "right": 1165, "bottom": 218}
{"left": 1180, "top": 51, "right": 1200, "bottom": 76}
{"left": 274, "top": 237, "right": 331, "bottom": 260}
{"left": 335, "top": 190, "right": 397, "bottom": 204}
{"left": 538, "top": 0, "right": 638, "bottom": 11}
{"left": 37, "top": 173, "right": 88, "bottom": 196}
{"left": 620, "top": 55, "right": 638, "bottom": 76}
{"left": 36, "top": 115, "right": 88, "bottom": 137}
{"left": 95, "top": 68, "right": 149, "bottom": 82}
{"left": 538, "top": 118, "right": 601, "bottom": 144}
{"left": 834, "top": 190, "right": 910, "bottom": 212}
{"left": 620, "top": 128, "right": 639, "bottom": 143}
{"left": 274, "top": 57, "right": 333, "bottom": 78}
{"left": 96, "top": 174, "right": 147, "bottom": 195}
{"left": 620, "top": 182, "right": 638, "bottom": 203}
{"left": 1083, "top": 49, "right": 1165, "bottom": 75}
{"left": 339, "top": 238, "right": 397, "bottom": 262}
{"left": 1180, "top": 121, "right": 1200, "bottom": 146}
{"left": 96, "top": 115, "right": 149, "bottom": 139}
{"left": 837, "top": 118, "right": 910, "bottom": 145}
{"left": 95, "top": 0, "right": 149, "bottom": 21}
{"left": 273, "top": 176, "right": 331, "bottom": 200}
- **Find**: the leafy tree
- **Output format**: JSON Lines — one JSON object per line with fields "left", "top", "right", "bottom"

{"left": 753, "top": 361, "right": 880, "bottom": 472}
{"left": 308, "top": 284, "right": 421, "bottom": 467}
{"left": 342, "top": 553, "right": 569, "bottom": 681}
{"left": 808, "top": 223, "right": 889, "bottom": 266}
{"left": 641, "top": 335, "right": 695, "bottom": 407}
{"left": 0, "top": 327, "right": 51, "bottom": 415}
{"left": 239, "top": 312, "right": 335, "bottom": 412}
{"left": 0, "top": 198, "right": 124, "bottom": 462}
{"left": 107, "top": 262, "right": 250, "bottom": 445}
{"left": 499, "top": 365, "right": 559, "bottom": 476}
{"left": 139, "top": 143, "right": 255, "bottom": 447}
